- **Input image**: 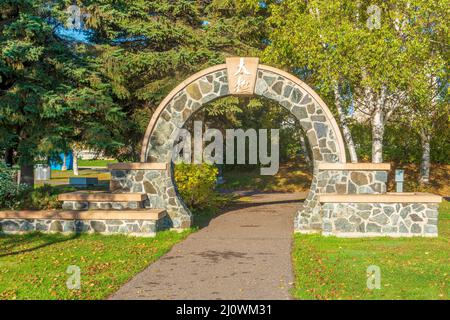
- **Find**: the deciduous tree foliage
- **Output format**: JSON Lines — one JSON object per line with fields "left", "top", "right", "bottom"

{"left": 1, "top": 0, "right": 447, "bottom": 187}
{"left": 264, "top": 0, "right": 448, "bottom": 171}
{"left": 399, "top": 1, "right": 449, "bottom": 182}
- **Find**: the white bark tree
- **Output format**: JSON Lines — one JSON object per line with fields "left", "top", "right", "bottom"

{"left": 409, "top": 74, "right": 447, "bottom": 184}
{"left": 354, "top": 75, "right": 406, "bottom": 164}
{"left": 61, "top": 153, "right": 67, "bottom": 171}
{"left": 72, "top": 148, "right": 79, "bottom": 176}
{"left": 333, "top": 81, "right": 358, "bottom": 163}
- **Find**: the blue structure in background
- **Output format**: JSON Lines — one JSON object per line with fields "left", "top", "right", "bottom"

{"left": 49, "top": 152, "right": 73, "bottom": 170}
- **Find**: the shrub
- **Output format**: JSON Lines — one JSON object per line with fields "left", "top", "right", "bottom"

{"left": 174, "top": 163, "right": 229, "bottom": 211}
{"left": 0, "top": 161, "right": 67, "bottom": 210}
{"left": 0, "top": 162, "right": 29, "bottom": 209}
{"left": 19, "top": 184, "right": 64, "bottom": 210}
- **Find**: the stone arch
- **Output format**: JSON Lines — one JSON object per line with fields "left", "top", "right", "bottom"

{"left": 139, "top": 58, "right": 347, "bottom": 231}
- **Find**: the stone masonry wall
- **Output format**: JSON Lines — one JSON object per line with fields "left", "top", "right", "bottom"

{"left": 321, "top": 202, "right": 439, "bottom": 237}
{"left": 295, "top": 169, "right": 389, "bottom": 233}
{"left": 62, "top": 200, "right": 143, "bottom": 210}
{"left": 140, "top": 67, "right": 345, "bottom": 232}
{"left": 110, "top": 168, "right": 190, "bottom": 228}
{"left": 316, "top": 170, "right": 388, "bottom": 194}
{"left": 0, "top": 216, "right": 170, "bottom": 237}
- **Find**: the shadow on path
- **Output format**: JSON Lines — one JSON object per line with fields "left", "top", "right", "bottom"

{"left": 110, "top": 192, "right": 302, "bottom": 300}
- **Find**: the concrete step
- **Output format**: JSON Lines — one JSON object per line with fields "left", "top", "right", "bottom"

{"left": 57, "top": 191, "right": 147, "bottom": 210}
{"left": 0, "top": 209, "right": 168, "bottom": 237}
{"left": 58, "top": 191, "right": 146, "bottom": 202}
{"left": 107, "top": 162, "right": 167, "bottom": 170}
{"left": 0, "top": 209, "right": 166, "bottom": 220}
{"left": 318, "top": 192, "right": 442, "bottom": 203}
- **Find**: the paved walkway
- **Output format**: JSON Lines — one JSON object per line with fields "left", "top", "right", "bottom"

{"left": 109, "top": 192, "right": 305, "bottom": 300}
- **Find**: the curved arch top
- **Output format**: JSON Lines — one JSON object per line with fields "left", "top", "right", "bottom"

{"left": 140, "top": 64, "right": 227, "bottom": 162}
{"left": 140, "top": 62, "right": 347, "bottom": 164}
{"left": 257, "top": 65, "right": 346, "bottom": 164}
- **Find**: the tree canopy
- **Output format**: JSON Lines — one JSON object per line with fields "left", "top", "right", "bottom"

{"left": 0, "top": 0, "right": 448, "bottom": 185}
{"left": 0, "top": 0, "right": 124, "bottom": 184}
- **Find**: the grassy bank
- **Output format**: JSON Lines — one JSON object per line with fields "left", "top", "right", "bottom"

{"left": 77, "top": 159, "right": 117, "bottom": 167}
{"left": 222, "top": 163, "right": 313, "bottom": 192}
{"left": 222, "top": 162, "right": 449, "bottom": 196}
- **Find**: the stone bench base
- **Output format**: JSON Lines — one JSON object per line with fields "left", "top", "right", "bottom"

{"left": 0, "top": 209, "right": 169, "bottom": 237}
{"left": 57, "top": 192, "right": 148, "bottom": 211}
{"left": 318, "top": 193, "right": 442, "bottom": 237}
{"left": 61, "top": 201, "right": 144, "bottom": 210}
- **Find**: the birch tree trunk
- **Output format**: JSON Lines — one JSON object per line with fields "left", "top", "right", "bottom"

{"left": 73, "top": 149, "right": 79, "bottom": 176}
{"left": 299, "top": 132, "right": 312, "bottom": 166}
{"left": 419, "top": 131, "right": 431, "bottom": 184}
{"left": 371, "top": 104, "right": 385, "bottom": 163}
{"left": 333, "top": 82, "right": 358, "bottom": 163}
{"left": 418, "top": 74, "right": 439, "bottom": 184}
{"left": 61, "top": 153, "right": 67, "bottom": 171}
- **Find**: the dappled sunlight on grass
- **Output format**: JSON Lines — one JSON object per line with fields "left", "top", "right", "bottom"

{"left": 222, "top": 162, "right": 313, "bottom": 193}
{"left": 77, "top": 159, "right": 117, "bottom": 167}
{"left": 49, "top": 169, "right": 111, "bottom": 181}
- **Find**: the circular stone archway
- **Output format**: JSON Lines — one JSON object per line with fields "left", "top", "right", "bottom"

{"left": 140, "top": 58, "right": 346, "bottom": 232}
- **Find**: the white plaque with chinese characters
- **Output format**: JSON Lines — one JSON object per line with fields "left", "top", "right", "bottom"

{"left": 226, "top": 57, "right": 259, "bottom": 96}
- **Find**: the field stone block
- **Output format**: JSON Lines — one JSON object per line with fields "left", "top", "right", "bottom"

{"left": 334, "top": 218, "right": 354, "bottom": 232}
{"left": 91, "top": 221, "right": 106, "bottom": 233}
{"left": 399, "top": 222, "right": 409, "bottom": 233}
{"left": 400, "top": 206, "right": 411, "bottom": 219}
{"left": 382, "top": 226, "right": 398, "bottom": 233}
{"left": 410, "top": 214, "right": 423, "bottom": 222}
{"left": 314, "top": 123, "right": 328, "bottom": 139}
{"left": 424, "top": 225, "right": 437, "bottom": 234}
{"left": 375, "top": 171, "right": 388, "bottom": 182}
{"left": 290, "top": 88, "right": 303, "bottom": 103}
{"left": 370, "top": 213, "right": 389, "bottom": 225}
{"left": 186, "top": 83, "right": 202, "bottom": 100}
{"left": 356, "top": 203, "right": 372, "bottom": 211}
{"left": 366, "top": 223, "right": 381, "bottom": 233}
{"left": 350, "top": 172, "right": 369, "bottom": 186}
{"left": 50, "top": 221, "right": 63, "bottom": 232}
{"left": 63, "top": 221, "right": 75, "bottom": 232}
{"left": 1, "top": 221, "right": 20, "bottom": 232}
{"left": 35, "top": 221, "right": 49, "bottom": 231}
{"left": 425, "top": 210, "right": 438, "bottom": 218}
{"left": 411, "top": 223, "right": 422, "bottom": 234}
{"left": 291, "top": 106, "right": 308, "bottom": 120}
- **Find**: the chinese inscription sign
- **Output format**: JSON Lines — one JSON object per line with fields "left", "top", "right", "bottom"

{"left": 226, "top": 57, "right": 259, "bottom": 95}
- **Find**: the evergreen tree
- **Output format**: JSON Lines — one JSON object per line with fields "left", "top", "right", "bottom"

{"left": 77, "top": 0, "right": 271, "bottom": 159}
{"left": 0, "top": 0, "right": 124, "bottom": 186}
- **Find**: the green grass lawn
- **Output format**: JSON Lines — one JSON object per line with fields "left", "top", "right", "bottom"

{"left": 77, "top": 159, "right": 117, "bottom": 167}
{"left": 0, "top": 230, "right": 191, "bottom": 300}
{"left": 35, "top": 169, "right": 111, "bottom": 189}
{"left": 47, "top": 169, "right": 111, "bottom": 182}
{"left": 291, "top": 200, "right": 450, "bottom": 300}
